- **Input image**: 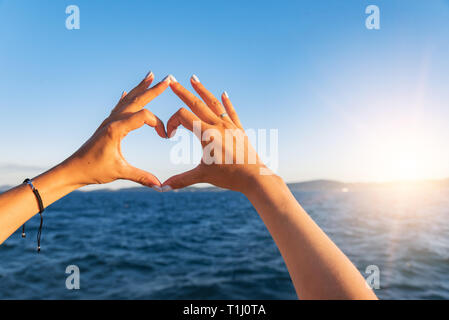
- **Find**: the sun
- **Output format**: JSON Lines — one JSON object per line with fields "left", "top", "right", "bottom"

{"left": 366, "top": 125, "right": 445, "bottom": 182}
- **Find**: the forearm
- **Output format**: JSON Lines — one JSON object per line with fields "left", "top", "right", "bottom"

{"left": 244, "top": 174, "right": 377, "bottom": 300}
{"left": 0, "top": 160, "right": 84, "bottom": 244}
{"left": 0, "top": 72, "right": 170, "bottom": 245}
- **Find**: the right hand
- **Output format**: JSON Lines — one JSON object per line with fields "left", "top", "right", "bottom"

{"left": 162, "top": 75, "right": 276, "bottom": 194}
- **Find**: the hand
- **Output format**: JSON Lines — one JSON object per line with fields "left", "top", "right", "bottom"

{"left": 63, "top": 72, "right": 172, "bottom": 189}
{"left": 162, "top": 75, "right": 274, "bottom": 194}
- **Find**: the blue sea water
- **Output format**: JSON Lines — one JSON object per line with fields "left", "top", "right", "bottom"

{"left": 1, "top": 186, "right": 449, "bottom": 299}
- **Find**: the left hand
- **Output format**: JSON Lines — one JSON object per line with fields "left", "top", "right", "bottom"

{"left": 63, "top": 72, "right": 172, "bottom": 189}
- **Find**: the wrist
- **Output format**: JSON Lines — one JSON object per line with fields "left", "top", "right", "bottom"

{"left": 242, "top": 169, "right": 287, "bottom": 199}
{"left": 56, "top": 158, "right": 89, "bottom": 189}
{"left": 35, "top": 160, "right": 86, "bottom": 193}
{"left": 243, "top": 171, "right": 304, "bottom": 223}
{"left": 28, "top": 160, "right": 85, "bottom": 208}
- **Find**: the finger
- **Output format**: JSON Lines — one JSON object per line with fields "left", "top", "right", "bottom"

{"left": 166, "top": 107, "right": 210, "bottom": 139}
{"left": 169, "top": 80, "right": 219, "bottom": 124}
{"left": 190, "top": 75, "right": 227, "bottom": 117}
{"left": 121, "top": 75, "right": 171, "bottom": 114}
{"left": 161, "top": 166, "right": 203, "bottom": 190}
{"left": 111, "top": 71, "right": 153, "bottom": 115}
{"left": 122, "top": 165, "right": 162, "bottom": 188}
{"left": 221, "top": 91, "right": 243, "bottom": 129}
{"left": 126, "top": 71, "right": 154, "bottom": 98}
{"left": 116, "top": 108, "right": 167, "bottom": 139}
{"left": 110, "top": 90, "right": 129, "bottom": 114}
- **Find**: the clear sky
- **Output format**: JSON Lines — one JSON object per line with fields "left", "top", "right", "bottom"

{"left": 0, "top": 0, "right": 448, "bottom": 189}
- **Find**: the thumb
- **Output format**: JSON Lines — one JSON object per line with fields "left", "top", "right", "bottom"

{"left": 122, "top": 165, "right": 162, "bottom": 190}
{"left": 161, "top": 166, "right": 203, "bottom": 191}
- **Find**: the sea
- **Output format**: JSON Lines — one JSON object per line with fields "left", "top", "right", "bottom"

{"left": 1, "top": 185, "right": 449, "bottom": 299}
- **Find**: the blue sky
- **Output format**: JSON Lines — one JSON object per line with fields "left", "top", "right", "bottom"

{"left": 0, "top": 0, "right": 448, "bottom": 188}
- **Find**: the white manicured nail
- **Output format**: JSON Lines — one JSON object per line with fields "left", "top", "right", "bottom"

{"left": 169, "top": 129, "right": 177, "bottom": 138}
{"left": 151, "top": 186, "right": 162, "bottom": 192}
{"left": 145, "top": 71, "right": 153, "bottom": 79}
{"left": 223, "top": 91, "right": 229, "bottom": 98}
{"left": 191, "top": 74, "right": 200, "bottom": 83}
{"left": 162, "top": 186, "right": 172, "bottom": 192}
{"left": 163, "top": 74, "right": 177, "bottom": 84}
{"left": 169, "top": 75, "right": 177, "bottom": 83}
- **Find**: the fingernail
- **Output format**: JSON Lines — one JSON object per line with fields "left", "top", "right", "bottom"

{"left": 162, "top": 186, "right": 172, "bottom": 192}
{"left": 223, "top": 91, "right": 229, "bottom": 98}
{"left": 169, "top": 75, "right": 177, "bottom": 83}
{"left": 162, "top": 75, "right": 170, "bottom": 83}
{"left": 191, "top": 74, "right": 200, "bottom": 83}
{"left": 151, "top": 185, "right": 162, "bottom": 192}
{"left": 145, "top": 71, "right": 153, "bottom": 79}
{"left": 163, "top": 74, "right": 177, "bottom": 84}
{"left": 169, "top": 129, "right": 177, "bottom": 138}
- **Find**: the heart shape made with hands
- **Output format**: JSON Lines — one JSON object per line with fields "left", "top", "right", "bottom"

{"left": 105, "top": 71, "right": 250, "bottom": 193}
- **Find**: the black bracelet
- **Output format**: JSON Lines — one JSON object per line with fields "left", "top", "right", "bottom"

{"left": 22, "top": 178, "right": 45, "bottom": 252}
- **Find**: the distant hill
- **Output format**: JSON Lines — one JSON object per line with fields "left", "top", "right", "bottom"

{"left": 107, "top": 180, "right": 351, "bottom": 193}
{"left": 86, "top": 178, "right": 449, "bottom": 193}
{"left": 1, "top": 178, "right": 448, "bottom": 194}
{"left": 287, "top": 180, "right": 346, "bottom": 191}
{"left": 289, "top": 178, "right": 449, "bottom": 192}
